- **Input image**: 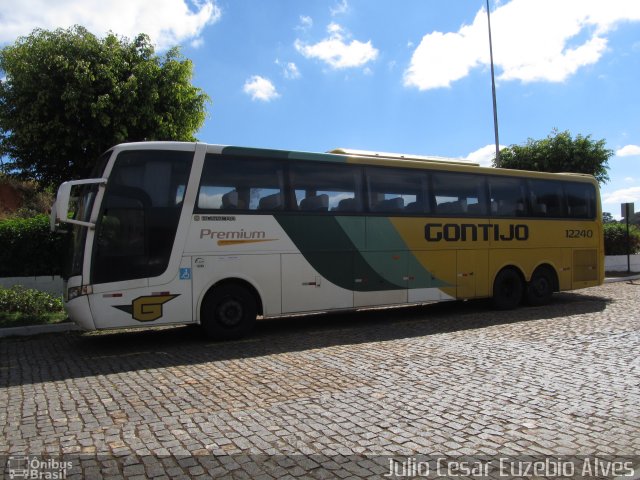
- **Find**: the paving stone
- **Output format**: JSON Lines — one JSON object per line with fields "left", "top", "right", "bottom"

{"left": 1, "top": 282, "right": 639, "bottom": 477}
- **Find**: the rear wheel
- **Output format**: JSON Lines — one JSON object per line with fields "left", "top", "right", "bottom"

{"left": 201, "top": 284, "right": 257, "bottom": 340}
{"left": 526, "top": 267, "right": 555, "bottom": 306}
{"left": 492, "top": 268, "right": 523, "bottom": 310}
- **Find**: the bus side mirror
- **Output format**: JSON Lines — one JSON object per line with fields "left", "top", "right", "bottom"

{"left": 51, "top": 178, "right": 107, "bottom": 230}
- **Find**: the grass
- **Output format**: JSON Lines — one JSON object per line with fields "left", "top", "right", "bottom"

{"left": 0, "top": 311, "right": 69, "bottom": 329}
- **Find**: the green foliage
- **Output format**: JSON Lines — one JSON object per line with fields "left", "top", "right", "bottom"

{"left": 0, "top": 285, "right": 63, "bottom": 315}
{"left": 0, "top": 214, "right": 66, "bottom": 276}
{"left": 0, "top": 26, "right": 210, "bottom": 187}
{"left": 0, "top": 285, "right": 66, "bottom": 328}
{"left": 603, "top": 222, "right": 640, "bottom": 255}
{"left": 602, "top": 212, "right": 616, "bottom": 224}
{"left": 493, "top": 129, "right": 612, "bottom": 185}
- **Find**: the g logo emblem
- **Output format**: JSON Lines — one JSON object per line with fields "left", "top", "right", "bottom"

{"left": 114, "top": 294, "right": 179, "bottom": 322}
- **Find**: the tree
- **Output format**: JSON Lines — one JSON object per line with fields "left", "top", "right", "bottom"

{"left": 493, "top": 129, "right": 612, "bottom": 185}
{"left": 0, "top": 26, "right": 210, "bottom": 187}
{"left": 602, "top": 212, "right": 616, "bottom": 224}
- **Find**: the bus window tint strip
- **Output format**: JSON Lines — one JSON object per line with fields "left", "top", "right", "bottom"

{"left": 194, "top": 154, "right": 596, "bottom": 220}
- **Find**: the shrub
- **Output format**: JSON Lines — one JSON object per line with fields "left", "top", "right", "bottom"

{"left": 0, "top": 175, "right": 55, "bottom": 219}
{"left": 0, "top": 214, "right": 67, "bottom": 276}
{"left": 603, "top": 222, "right": 640, "bottom": 255}
{"left": 0, "top": 285, "right": 63, "bottom": 315}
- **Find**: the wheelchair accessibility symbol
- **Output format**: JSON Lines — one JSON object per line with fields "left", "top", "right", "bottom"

{"left": 179, "top": 268, "right": 191, "bottom": 280}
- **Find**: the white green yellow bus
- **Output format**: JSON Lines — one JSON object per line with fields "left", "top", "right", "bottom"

{"left": 51, "top": 142, "right": 604, "bottom": 339}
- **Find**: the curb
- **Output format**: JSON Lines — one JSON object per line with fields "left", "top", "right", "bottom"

{"left": 0, "top": 322, "right": 80, "bottom": 338}
{"left": 604, "top": 274, "right": 640, "bottom": 284}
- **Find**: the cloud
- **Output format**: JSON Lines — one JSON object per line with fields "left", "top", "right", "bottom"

{"left": 283, "top": 62, "right": 301, "bottom": 80}
{"left": 275, "top": 59, "right": 301, "bottom": 79}
{"left": 602, "top": 186, "right": 640, "bottom": 205}
{"left": 0, "top": 0, "right": 221, "bottom": 50}
{"left": 404, "top": 0, "right": 640, "bottom": 90}
{"left": 462, "top": 144, "right": 506, "bottom": 167}
{"left": 616, "top": 145, "right": 640, "bottom": 157}
{"left": 330, "top": 0, "right": 349, "bottom": 16}
{"left": 297, "top": 15, "right": 313, "bottom": 31}
{"left": 295, "top": 23, "right": 378, "bottom": 70}
{"left": 243, "top": 76, "right": 280, "bottom": 102}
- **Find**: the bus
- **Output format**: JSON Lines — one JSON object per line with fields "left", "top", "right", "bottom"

{"left": 50, "top": 142, "right": 604, "bottom": 339}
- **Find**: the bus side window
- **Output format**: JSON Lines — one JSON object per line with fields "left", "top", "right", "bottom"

{"left": 290, "top": 162, "right": 362, "bottom": 213}
{"left": 366, "top": 166, "right": 426, "bottom": 214}
{"left": 489, "top": 177, "right": 526, "bottom": 217}
{"left": 528, "top": 179, "right": 565, "bottom": 218}
{"left": 565, "top": 182, "right": 595, "bottom": 219}
{"left": 197, "top": 155, "right": 285, "bottom": 212}
{"left": 432, "top": 171, "right": 487, "bottom": 217}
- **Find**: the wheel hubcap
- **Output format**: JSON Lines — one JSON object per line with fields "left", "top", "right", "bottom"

{"left": 533, "top": 278, "right": 549, "bottom": 297}
{"left": 217, "top": 298, "right": 243, "bottom": 327}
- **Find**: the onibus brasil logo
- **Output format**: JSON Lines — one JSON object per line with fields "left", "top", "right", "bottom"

{"left": 6, "top": 456, "right": 72, "bottom": 479}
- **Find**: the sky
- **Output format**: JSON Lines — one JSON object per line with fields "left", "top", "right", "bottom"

{"left": 1, "top": 0, "right": 640, "bottom": 218}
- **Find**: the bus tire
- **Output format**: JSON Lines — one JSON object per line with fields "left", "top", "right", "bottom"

{"left": 492, "top": 267, "right": 523, "bottom": 310}
{"left": 201, "top": 283, "right": 257, "bottom": 340}
{"left": 526, "top": 266, "right": 555, "bottom": 306}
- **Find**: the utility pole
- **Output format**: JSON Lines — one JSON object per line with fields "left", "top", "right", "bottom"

{"left": 486, "top": 0, "right": 500, "bottom": 163}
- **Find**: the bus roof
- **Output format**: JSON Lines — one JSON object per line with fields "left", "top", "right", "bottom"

{"left": 109, "top": 141, "right": 598, "bottom": 185}
{"left": 328, "top": 148, "right": 479, "bottom": 166}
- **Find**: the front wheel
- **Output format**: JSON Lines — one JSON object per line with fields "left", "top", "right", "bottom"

{"left": 492, "top": 268, "right": 523, "bottom": 310}
{"left": 201, "top": 284, "right": 257, "bottom": 340}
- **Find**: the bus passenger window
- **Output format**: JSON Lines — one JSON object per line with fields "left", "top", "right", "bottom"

{"left": 528, "top": 180, "right": 565, "bottom": 218}
{"left": 565, "top": 182, "right": 595, "bottom": 219}
{"left": 366, "top": 166, "right": 425, "bottom": 214}
{"left": 432, "top": 172, "right": 487, "bottom": 217}
{"left": 290, "top": 162, "right": 362, "bottom": 213}
{"left": 489, "top": 177, "right": 526, "bottom": 217}
{"left": 198, "top": 155, "right": 285, "bottom": 212}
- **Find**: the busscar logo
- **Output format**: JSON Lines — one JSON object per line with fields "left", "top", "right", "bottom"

{"left": 114, "top": 294, "right": 179, "bottom": 322}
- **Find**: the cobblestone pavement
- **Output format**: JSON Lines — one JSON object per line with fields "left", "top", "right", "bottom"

{"left": 1, "top": 282, "right": 639, "bottom": 478}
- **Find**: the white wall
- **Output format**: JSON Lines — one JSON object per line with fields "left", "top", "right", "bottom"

{"left": 0, "top": 276, "right": 63, "bottom": 295}
{"left": 604, "top": 254, "right": 640, "bottom": 272}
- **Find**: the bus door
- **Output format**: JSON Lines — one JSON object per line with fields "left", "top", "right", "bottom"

{"left": 87, "top": 149, "right": 195, "bottom": 328}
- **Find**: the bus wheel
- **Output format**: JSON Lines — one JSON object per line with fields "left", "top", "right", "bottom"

{"left": 492, "top": 268, "right": 523, "bottom": 310}
{"left": 526, "top": 267, "right": 554, "bottom": 306}
{"left": 201, "top": 284, "right": 257, "bottom": 340}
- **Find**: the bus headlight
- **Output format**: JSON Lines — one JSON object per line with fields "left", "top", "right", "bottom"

{"left": 67, "top": 285, "right": 92, "bottom": 301}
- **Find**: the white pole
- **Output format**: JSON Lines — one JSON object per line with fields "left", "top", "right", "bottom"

{"left": 486, "top": 0, "right": 500, "bottom": 163}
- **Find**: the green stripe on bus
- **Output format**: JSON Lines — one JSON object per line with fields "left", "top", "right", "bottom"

{"left": 341, "top": 216, "right": 447, "bottom": 289}
{"left": 274, "top": 215, "right": 400, "bottom": 291}
{"left": 275, "top": 215, "right": 446, "bottom": 291}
